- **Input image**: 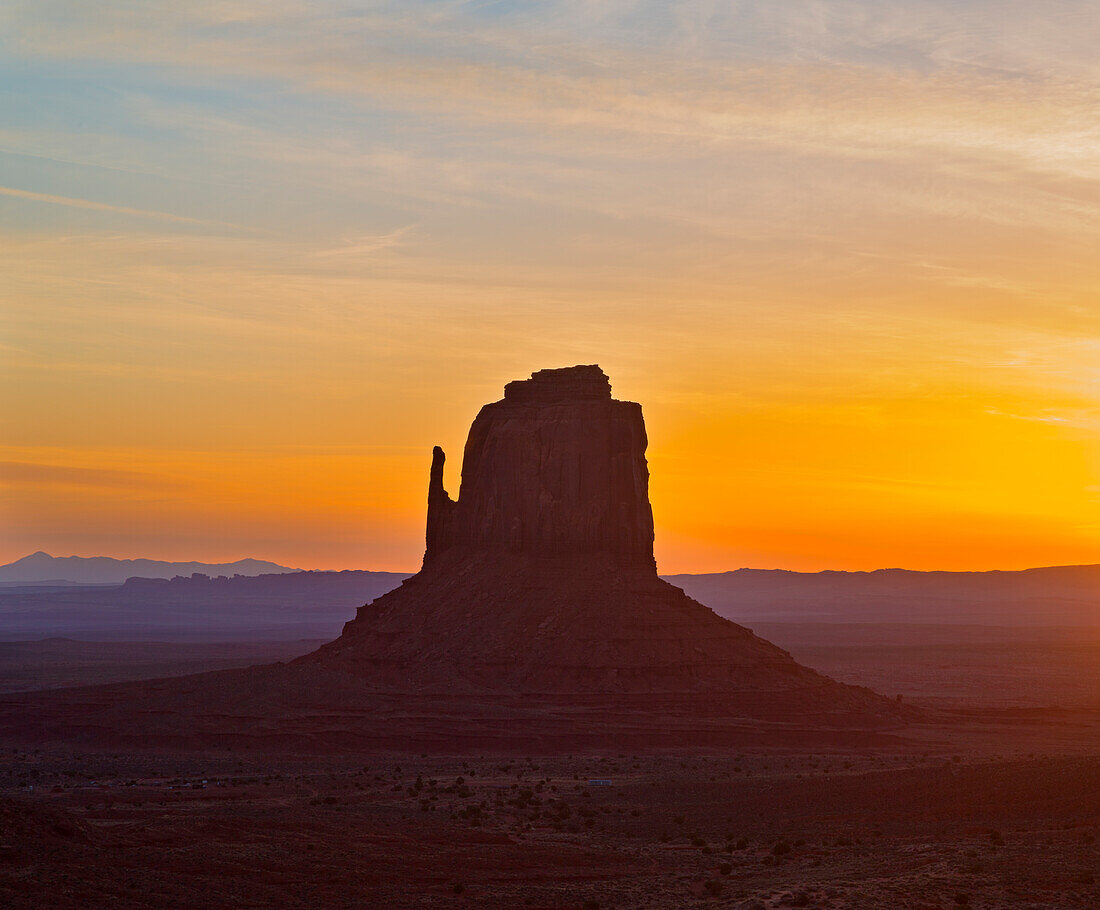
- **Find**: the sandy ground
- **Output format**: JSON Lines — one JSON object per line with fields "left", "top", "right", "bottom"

{"left": 2, "top": 749, "right": 1097, "bottom": 909}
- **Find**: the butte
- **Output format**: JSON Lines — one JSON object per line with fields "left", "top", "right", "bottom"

{"left": 0, "top": 366, "right": 903, "bottom": 751}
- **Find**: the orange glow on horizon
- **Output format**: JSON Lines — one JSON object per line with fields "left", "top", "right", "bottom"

{"left": 4, "top": 366, "right": 1099, "bottom": 575}
{"left": 3, "top": 2, "right": 1100, "bottom": 575}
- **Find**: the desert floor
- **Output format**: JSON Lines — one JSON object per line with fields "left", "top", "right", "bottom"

{"left": 1, "top": 625, "right": 1097, "bottom": 909}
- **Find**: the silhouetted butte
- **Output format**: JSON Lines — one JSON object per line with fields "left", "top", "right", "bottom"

{"left": 305, "top": 365, "right": 896, "bottom": 712}
{"left": 0, "top": 365, "right": 901, "bottom": 751}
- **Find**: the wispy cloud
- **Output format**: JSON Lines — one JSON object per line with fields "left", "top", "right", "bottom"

{"left": 2, "top": 1, "right": 1098, "bottom": 247}
{"left": 0, "top": 185, "right": 258, "bottom": 231}
{"left": 311, "top": 225, "right": 417, "bottom": 259}
{"left": 0, "top": 461, "right": 185, "bottom": 491}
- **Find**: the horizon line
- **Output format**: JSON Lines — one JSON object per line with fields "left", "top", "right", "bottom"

{"left": 5, "top": 550, "right": 1100, "bottom": 577}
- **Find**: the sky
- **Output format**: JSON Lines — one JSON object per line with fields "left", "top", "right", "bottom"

{"left": 1, "top": 0, "right": 1099, "bottom": 573}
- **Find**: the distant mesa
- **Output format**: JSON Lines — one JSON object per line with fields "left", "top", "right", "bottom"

{"left": 0, "top": 570, "right": 411, "bottom": 643}
{"left": 0, "top": 552, "right": 297, "bottom": 586}
{"left": 0, "top": 365, "right": 903, "bottom": 751}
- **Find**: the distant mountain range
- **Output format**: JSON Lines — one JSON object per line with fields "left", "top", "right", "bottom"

{"left": 666, "top": 565, "right": 1100, "bottom": 626}
{"left": 0, "top": 557, "right": 1097, "bottom": 642}
{"left": 0, "top": 552, "right": 298, "bottom": 586}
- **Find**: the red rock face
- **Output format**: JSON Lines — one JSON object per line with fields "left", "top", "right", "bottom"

{"left": 427, "top": 365, "right": 654, "bottom": 565}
